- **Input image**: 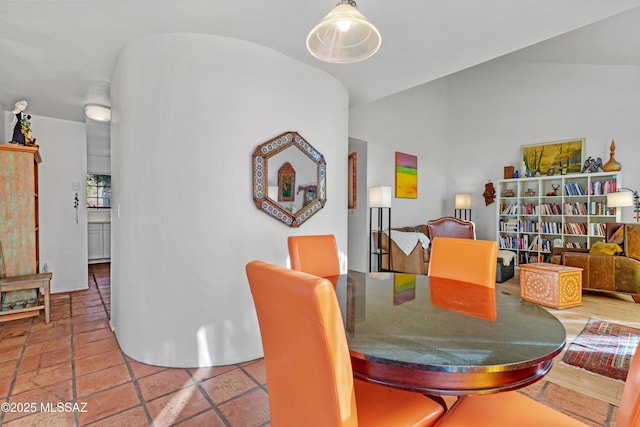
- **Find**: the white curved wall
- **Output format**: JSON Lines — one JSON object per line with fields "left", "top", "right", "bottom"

{"left": 110, "top": 33, "right": 348, "bottom": 367}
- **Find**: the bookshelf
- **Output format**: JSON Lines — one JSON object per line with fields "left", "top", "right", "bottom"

{"left": 497, "top": 172, "right": 622, "bottom": 265}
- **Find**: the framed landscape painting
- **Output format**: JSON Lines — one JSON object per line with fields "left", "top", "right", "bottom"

{"left": 395, "top": 152, "right": 417, "bottom": 198}
{"left": 521, "top": 138, "right": 584, "bottom": 175}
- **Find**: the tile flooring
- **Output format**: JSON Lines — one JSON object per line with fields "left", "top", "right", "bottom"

{"left": 0, "top": 264, "right": 620, "bottom": 426}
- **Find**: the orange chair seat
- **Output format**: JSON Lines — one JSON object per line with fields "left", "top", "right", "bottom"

{"left": 434, "top": 393, "right": 586, "bottom": 426}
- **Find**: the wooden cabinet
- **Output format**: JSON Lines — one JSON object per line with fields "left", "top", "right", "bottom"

{"left": 0, "top": 144, "right": 50, "bottom": 322}
{"left": 496, "top": 172, "right": 622, "bottom": 265}
{"left": 88, "top": 222, "right": 111, "bottom": 263}
{"left": 0, "top": 144, "right": 41, "bottom": 275}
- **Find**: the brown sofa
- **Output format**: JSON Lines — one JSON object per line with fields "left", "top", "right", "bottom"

{"left": 371, "top": 217, "right": 478, "bottom": 275}
{"left": 373, "top": 225, "right": 430, "bottom": 275}
{"left": 560, "top": 223, "right": 640, "bottom": 303}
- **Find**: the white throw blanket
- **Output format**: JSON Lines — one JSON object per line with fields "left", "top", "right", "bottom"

{"left": 387, "top": 230, "right": 430, "bottom": 256}
{"left": 497, "top": 250, "right": 516, "bottom": 266}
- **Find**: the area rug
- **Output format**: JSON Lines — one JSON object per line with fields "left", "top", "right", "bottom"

{"left": 561, "top": 318, "right": 640, "bottom": 381}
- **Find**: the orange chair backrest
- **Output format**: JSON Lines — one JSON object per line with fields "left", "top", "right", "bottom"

{"left": 288, "top": 234, "right": 340, "bottom": 277}
{"left": 428, "top": 237, "right": 497, "bottom": 288}
{"left": 618, "top": 342, "right": 640, "bottom": 427}
{"left": 245, "top": 260, "right": 358, "bottom": 427}
{"left": 427, "top": 216, "right": 476, "bottom": 240}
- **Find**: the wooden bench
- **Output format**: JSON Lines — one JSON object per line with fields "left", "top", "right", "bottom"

{"left": 0, "top": 273, "right": 52, "bottom": 323}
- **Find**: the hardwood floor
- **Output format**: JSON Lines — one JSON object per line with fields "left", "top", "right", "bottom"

{"left": 498, "top": 268, "right": 640, "bottom": 407}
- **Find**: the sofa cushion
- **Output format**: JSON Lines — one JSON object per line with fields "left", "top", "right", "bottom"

{"left": 608, "top": 225, "right": 625, "bottom": 245}
{"left": 589, "top": 241, "right": 623, "bottom": 255}
{"left": 627, "top": 224, "right": 640, "bottom": 262}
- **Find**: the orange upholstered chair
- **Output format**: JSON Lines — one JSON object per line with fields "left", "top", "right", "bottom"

{"left": 246, "top": 260, "right": 445, "bottom": 427}
{"left": 433, "top": 342, "right": 640, "bottom": 427}
{"left": 428, "top": 237, "right": 497, "bottom": 288}
{"left": 288, "top": 234, "right": 340, "bottom": 277}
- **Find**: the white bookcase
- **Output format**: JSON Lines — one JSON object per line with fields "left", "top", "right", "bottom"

{"left": 497, "top": 172, "right": 622, "bottom": 265}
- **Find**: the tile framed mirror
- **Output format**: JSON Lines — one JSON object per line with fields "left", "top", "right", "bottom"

{"left": 252, "top": 131, "right": 326, "bottom": 227}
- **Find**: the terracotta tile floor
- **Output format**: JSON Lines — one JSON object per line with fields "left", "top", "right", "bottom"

{"left": 0, "top": 263, "right": 620, "bottom": 426}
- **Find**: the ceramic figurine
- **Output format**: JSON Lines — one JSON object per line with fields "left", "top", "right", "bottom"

{"left": 10, "top": 100, "right": 28, "bottom": 145}
{"left": 483, "top": 181, "right": 496, "bottom": 206}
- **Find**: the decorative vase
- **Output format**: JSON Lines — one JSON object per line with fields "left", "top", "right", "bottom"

{"left": 603, "top": 139, "right": 622, "bottom": 171}
{"left": 504, "top": 166, "right": 514, "bottom": 179}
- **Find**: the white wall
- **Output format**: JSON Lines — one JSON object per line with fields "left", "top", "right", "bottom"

{"left": 0, "top": 103, "right": 4, "bottom": 143}
{"left": 87, "top": 121, "right": 111, "bottom": 174}
{"left": 350, "top": 59, "right": 640, "bottom": 260}
{"left": 347, "top": 138, "right": 368, "bottom": 272}
{"left": 447, "top": 59, "right": 640, "bottom": 238}
{"left": 349, "top": 80, "right": 450, "bottom": 269}
{"left": 110, "top": 33, "right": 348, "bottom": 368}
{"left": 3, "top": 114, "right": 89, "bottom": 292}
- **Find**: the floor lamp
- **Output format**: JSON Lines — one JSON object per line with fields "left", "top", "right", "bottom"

{"left": 454, "top": 193, "right": 472, "bottom": 221}
{"left": 369, "top": 186, "right": 391, "bottom": 272}
{"left": 607, "top": 189, "right": 640, "bottom": 222}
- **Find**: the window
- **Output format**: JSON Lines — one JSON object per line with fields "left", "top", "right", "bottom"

{"left": 87, "top": 174, "right": 111, "bottom": 208}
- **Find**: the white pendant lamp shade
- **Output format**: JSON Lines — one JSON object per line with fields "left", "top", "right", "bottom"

{"left": 307, "top": 1, "right": 381, "bottom": 64}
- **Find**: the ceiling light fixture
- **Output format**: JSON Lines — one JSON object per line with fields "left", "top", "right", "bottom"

{"left": 306, "top": 0, "right": 381, "bottom": 64}
{"left": 84, "top": 104, "right": 111, "bottom": 122}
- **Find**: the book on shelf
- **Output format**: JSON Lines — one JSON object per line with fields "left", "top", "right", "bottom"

{"left": 563, "top": 222, "right": 587, "bottom": 235}
{"left": 589, "top": 222, "right": 606, "bottom": 237}
{"left": 540, "top": 203, "right": 561, "bottom": 215}
{"left": 563, "top": 202, "right": 588, "bottom": 215}
{"left": 500, "top": 203, "right": 518, "bottom": 215}
{"left": 563, "top": 241, "right": 584, "bottom": 248}
{"left": 564, "top": 182, "right": 586, "bottom": 196}
{"left": 500, "top": 218, "right": 518, "bottom": 232}
{"left": 589, "top": 180, "right": 617, "bottom": 195}
{"left": 540, "top": 221, "right": 561, "bottom": 234}
{"left": 519, "top": 203, "right": 538, "bottom": 215}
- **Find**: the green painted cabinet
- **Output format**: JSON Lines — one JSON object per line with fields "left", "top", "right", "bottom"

{"left": 0, "top": 144, "right": 41, "bottom": 276}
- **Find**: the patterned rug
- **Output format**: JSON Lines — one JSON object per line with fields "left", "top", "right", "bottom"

{"left": 562, "top": 318, "right": 640, "bottom": 381}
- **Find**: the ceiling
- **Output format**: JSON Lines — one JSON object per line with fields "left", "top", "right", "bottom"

{"left": 2, "top": 0, "right": 640, "bottom": 124}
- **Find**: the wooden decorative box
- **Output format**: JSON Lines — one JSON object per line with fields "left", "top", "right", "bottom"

{"left": 520, "top": 263, "right": 582, "bottom": 309}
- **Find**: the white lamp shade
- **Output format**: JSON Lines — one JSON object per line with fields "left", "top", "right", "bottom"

{"left": 607, "top": 191, "right": 634, "bottom": 208}
{"left": 369, "top": 186, "right": 391, "bottom": 208}
{"left": 455, "top": 193, "right": 472, "bottom": 209}
{"left": 85, "top": 104, "right": 111, "bottom": 122}
{"left": 306, "top": 1, "right": 381, "bottom": 63}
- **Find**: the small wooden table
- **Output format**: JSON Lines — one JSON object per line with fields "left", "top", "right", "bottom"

{"left": 520, "top": 263, "right": 582, "bottom": 309}
{"left": 0, "top": 273, "right": 52, "bottom": 323}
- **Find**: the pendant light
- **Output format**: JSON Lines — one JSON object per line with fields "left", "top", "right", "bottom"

{"left": 306, "top": 0, "right": 381, "bottom": 64}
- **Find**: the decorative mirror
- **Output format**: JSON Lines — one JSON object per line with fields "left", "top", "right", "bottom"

{"left": 253, "top": 131, "right": 326, "bottom": 227}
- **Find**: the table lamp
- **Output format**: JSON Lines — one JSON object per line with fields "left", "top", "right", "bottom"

{"left": 454, "top": 193, "right": 472, "bottom": 221}
{"left": 607, "top": 189, "right": 639, "bottom": 222}
{"left": 368, "top": 186, "right": 391, "bottom": 272}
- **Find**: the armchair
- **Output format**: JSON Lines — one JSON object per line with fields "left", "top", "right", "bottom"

{"left": 562, "top": 223, "right": 640, "bottom": 302}
{"left": 427, "top": 216, "right": 513, "bottom": 282}
{"left": 426, "top": 216, "right": 476, "bottom": 240}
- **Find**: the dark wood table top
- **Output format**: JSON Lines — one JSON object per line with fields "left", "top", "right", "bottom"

{"left": 328, "top": 271, "right": 566, "bottom": 396}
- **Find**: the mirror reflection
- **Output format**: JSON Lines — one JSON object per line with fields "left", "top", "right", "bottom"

{"left": 253, "top": 131, "right": 326, "bottom": 227}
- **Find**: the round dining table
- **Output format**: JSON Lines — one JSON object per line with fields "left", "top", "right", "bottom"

{"left": 328, "top": 271, "right": 566, "bottom": 396}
